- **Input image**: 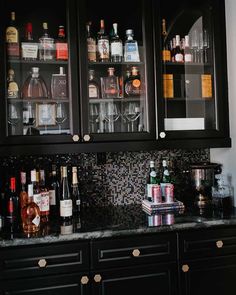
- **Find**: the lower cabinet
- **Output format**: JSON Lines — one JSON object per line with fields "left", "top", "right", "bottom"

{"left": 90, "top": 263, "right": 178, "bottom": 295}
{"left": 1, "top": 273, "right": 90, "bottom": 295}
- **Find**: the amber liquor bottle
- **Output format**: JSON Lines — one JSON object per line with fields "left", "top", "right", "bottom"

{"left": 6, "top": 12, "right": 20, "bottom": 59}
{"left": 162, "top": 19, "right": 171, "bottom": 62}
{"left": 124, "top": 66, "right": 141, "bottom": 97}
{"left": 86, "top": 22, "right": 96, "bottom": 62}
{"left": 97, "top": 19, "right": 110, "bottom": 62}
{"left": 55, "top": 25, "right": 68, "bottom": 60}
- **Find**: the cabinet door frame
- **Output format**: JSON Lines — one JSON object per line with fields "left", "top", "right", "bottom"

{"left": 77, "top": 0, "right": 156, "bottom": 143}
{"left": 153, "top": 0, "right": 230, "bottom": 141}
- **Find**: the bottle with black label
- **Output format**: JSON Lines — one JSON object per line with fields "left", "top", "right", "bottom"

{"left": 60, "top": 166, "right": 72, "bottom": 221}
{"left": 48, "top": 164, "right": 60, "bottom": 218}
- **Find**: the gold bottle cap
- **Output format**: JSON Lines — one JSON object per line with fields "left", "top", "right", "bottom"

{"left": 43, "top": 22, "right": 48, "bottom": 30}
{"left": 11, "top": 12, "right": 15, "bottom": 21}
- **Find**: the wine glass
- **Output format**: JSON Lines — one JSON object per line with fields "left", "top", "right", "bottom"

{"left": 123, "top": 102, "right": 141, "bottom": 132}
{"left": 89, "top": 104, "right": 100, "bottom": 133}
{"left": 23, "top": 102, "right": 36, "bottom": 135}
{"left": 55, "top": 103, "right": 67, "bottom": 133}
{"left": 104, "top": 103, "right": 120, "bottom": 133}
{"left": 8, "top": 104, "right": 19, "bottom": 135}
{"left": 190, "top": 29, "right": 199, "bottom": 63}
{"left": 203, "top": 29, "right": 210, "bottom": 63}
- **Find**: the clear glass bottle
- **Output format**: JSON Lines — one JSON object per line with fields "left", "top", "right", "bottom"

{"left": 60, "top": 166, "right": 73, "bottom": 222}
{"left": 21, "top": 184, "right": 40, "bottom": 234}
{"left": 51, "top": 67, "right": 68, "bottom": 99}
{"left": 101, "top": 67, "right": 119, "bottom": 98}
{"left": 125, "top": 66, "right": 141, "bottom": 97}
{"left": 55, "top": 25, "right": 68, "bottom": 60}
{"left": 21, "top": 67, "right": 48, "bottom": 99}
{"left": 97, "top": 19, "right": 110, "bottom": 62}
{"left": 88, "top": 69, "right": 100, "bottom": 99}
{"left": 71, "top": 166, "right": 81, "bottom": 216}
{"left": 7, "top": 69, "right": 19, "bottom": 98}
{"left": 39, "top": 22, "right": 55, "bottom": 61}
{"left": 124, "top": 29, "right": 140, "bottom": 62}
{"left": 86, "top": 22, "right": 96, "bottom": 62}
{"left": 110, "top": 23, "right": 123, "bottom": 62}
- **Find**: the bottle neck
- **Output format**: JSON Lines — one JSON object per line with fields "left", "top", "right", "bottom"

{"left": 58, "top": 28, "right": 65, "bottom": 40}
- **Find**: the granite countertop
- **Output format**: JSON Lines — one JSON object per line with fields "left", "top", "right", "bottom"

{"left": 1, "top": 204, "right": 236, "bottom": 247}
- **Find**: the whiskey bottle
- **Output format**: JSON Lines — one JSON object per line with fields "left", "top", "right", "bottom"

{"left": 7, "top": 69, "right": 19, "bottom": 99}
{"left": 48, "top": 164, "right": 60, "bottom": 218}
{"left": 71, "top": 167, "right": 81, "bottom": 216}
{"left": 174, "top": 35, "right": 184, "bottom": 63}
{"left": 60, "top": 166, "right": 72, "bottom": 222}
{"left": 6, "top": 12, "right": 20, "bottom": 59}
{"left": 110, "top": 23, "right": 123, "bottom": 62}
{"left": 162, "top": 19, "right": 171, "bottom": 62}
{"left": 97, "top": 19, "right": 110, "bottom": 62}
{"left": 21, "top": 22, "right": 38, "bottom": 60}
{"left": 124, "top": 29, "right": 140, "bottom": 62}
{"left": 39, "top": 22, "right": 55, "bottom": 61}
{"left": 55, "top": 25, "right": 68, "bottom": 60}
{"left": 39, "top": 169, "right": 50, "bottom": 223}
{"left": 51, "top": 67, "right": 68, "bottom": 99}
{"left": 86, "top": 22, "right": 96, "bottom": 62}
{"left": 124, "top": 66, "right": 141, "bottom": 97}
{"left": 101, "top": 67, "right": 119, "bottom": 98}
{"left": 21, "top": 184, "right": 40, "bottom": 234}
{"left": 88, "top": 69, "right": 100, "bottom": 99}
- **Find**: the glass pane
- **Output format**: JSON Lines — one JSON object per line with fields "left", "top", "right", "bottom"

{"left": 85, "top": 0, "right": 148, "bottom": 134}
{"left": 161, "top": 1, "right": 217, "bottom": 132}
{"left": 5, "top": 0, "right": 72, "bottom": 137}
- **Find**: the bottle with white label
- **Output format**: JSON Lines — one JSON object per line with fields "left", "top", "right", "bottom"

{"left": 174, "top": 35, "right": 184, "bottom": 63}
{"left": 71, "top": 166, "right": 81, "bottom": 216}
{"left": 110, "top": 23, "right": 123, "bottom": 62}
{"left": 184, "top": 35, "right": 193, "bottom": 63}
{"left": 124, "top": 29, "right": 140, "bottom": 62}
{"left": 60, "top": 166, "right": 72, "bottom": 221}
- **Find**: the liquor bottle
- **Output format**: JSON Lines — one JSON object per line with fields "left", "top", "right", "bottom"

{"left": 21, "top": 67, "right": 48, "bottom": 99}
{"left": 31, "top": 170, "right": 41, "bottom": 211}
{"left": 86, "top": 22, "right": 96, "bottom": 62}
{"left": 124, "top": 66, "right": 141, "bottom": 97}
{"left": 19, "top": 171, "right": 28, "bottom": 209}
{"left": 7, "top": 69, "right": 19, "bottom": 99}
{"left": 71, "top": 167, "right": 81, "bottom": 216}
{"left": 55, "top": 25, "right": 68, "bottom": 60}
{"left": 124, "top": 29, "right": 140, "bottom": 62}
{"left": 101, "top": 67, "right": 119, "bottom": 98}
{"left": 171, "top": 37, "right": 176, "bottom": 62}
{"left": 162, "top": 19, "right": 171, "bottom": 62}
{"left": 161, "top": 160, "right": 171, "bottom": 183}
{"left": 97, "top": 19, "right": 110, "bottom": 62}
{"left": 184, "top": 35, "right": 193, "bottom": 63}
{"left": 48, "top": 164, "right": 60, "bottom": 218}
{"left": 110, "top": 23, "right": 123, "bottom": 62}
{"left": 51, "top": 67, "right": 68, "bottom": 99}
{"left": 88, "top": 69, "right": 100, "bottom": 99}
{"left": 174, "top": 35, "right": 184, "bottom": 63}
{"left": 21, "top": 184, "right": 40, "bottom": 234}
{"left": 6, "top": 11, "right": 20, "bottom": 59}
{"left": 60, "top": 166, "right": 72, "bottom": 221}
{"left": 39, "top": 22, "right": 55, "bottom": 61}
{"left": 21, "top": 22, "right": 38, "bottom": 60}
{"left": 39, "top": 169, "right": 50, "bottom": 223}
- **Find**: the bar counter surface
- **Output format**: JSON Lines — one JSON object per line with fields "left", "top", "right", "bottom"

{"left": 0, "top": 204, "right": 235, "bottom": 247}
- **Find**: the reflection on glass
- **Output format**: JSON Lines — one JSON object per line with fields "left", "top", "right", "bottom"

{"left": 203, "top": 29, "right": 210, "bottom": 63}
{"left": 89, "top": 104, "right": 100, "bottom": 133}
{"left": 104, "top": 103, "right": 120, "bottom": 133}
{"left": 23, "top": 102, "right": 36, "bottom": 135}
{"left": 8, "top": 104, "right": 19, "bottom": 135}
{"left": 55, "top": 103, "right": 67, "bottom": 133}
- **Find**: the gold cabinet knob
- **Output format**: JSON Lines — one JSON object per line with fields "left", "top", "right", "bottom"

{"left": 72, "top": 135, "right": 80, "bottom": 142}
{"left": 159, "top": 132, "right": 166, "bottom": 139}
{"left": 182, "top": 264, "right": 189, "bottom": 273}
{"left": 38, "top": 259, "right": 47, "bottom": 268}
{"left": 132, "top": 249, "right": 140, "bottom": 257}
{"left": 81, "top": 276, "right": 89, "bottom": 285}
{"left": 216, "top": 240, "right": 224, "bottom": 248}
{"left": 83, "top": 134, "right": 91, "bottom": 142}
{"left": 94, "top": 274, "right": 102, "bottom": 283}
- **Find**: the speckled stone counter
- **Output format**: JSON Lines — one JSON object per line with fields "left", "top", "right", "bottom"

{"left": 1, "top": 204, "right": 236, "bottom": 247}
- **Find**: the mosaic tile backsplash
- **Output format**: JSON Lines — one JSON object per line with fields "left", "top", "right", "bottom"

{"left": 0, "top": 149, "right": 210, "bottom": 205}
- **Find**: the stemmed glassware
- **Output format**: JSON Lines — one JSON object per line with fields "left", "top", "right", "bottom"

{"left": 104, "top": 103, "right": 120, "bottom": 133}
{"left": 203, "top": 29, "right": 210, "bottom": 63}
{"left": 23, "top": 102, "right": 36, "bottom": 135}
{"left": 8, "top": 104, "right": 19, "bottom": 135}
{"left": 89, "top": 104, "right": 100, "bottom": 133}
{"left": 190, "top": 28, "right": 199, "bottom": 63}
{"left": 123, "top": 102, "right": 141, "bottom": 132}
{"left": 55, "top": 103, "right": 67, "bottom": 133}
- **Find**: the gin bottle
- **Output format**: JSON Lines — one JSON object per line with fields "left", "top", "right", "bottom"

{"left": 110, "top": 23, "right": 123, "bottom": 62}
{"left": 124, "top": 29, "right": 140, "bottom": 62}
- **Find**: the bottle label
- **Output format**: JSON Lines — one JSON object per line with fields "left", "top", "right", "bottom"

{"left": 150, "top": 171, "right": 157, "bottom": 178}
{"left": 8, "top": 82, "right": 19, "bottom": 98}
{"left": 111, "top": 42, "right": 123, "bottom": 57}
{"left": 89, "top": 85, "right": 98, "bottom": 98}
{"left": 21, "top": 43, "right": 38, "bottom": 59}
{"left": 163, "top": 74, "right": 174, "bottom": 99}
{"left": 60, "top": 200, "right": 72, "bottom": 217}
{"left": 39, "top": 38, "right": 55, "bottom": 60}
{"left": 124, "top": 42, "right": 140, "bottom": 62}
{"left": 6, "top": 27, "right": 18, "bottom": 43}
{"left": 7, "top": 43, "right": 20, "bottom": 58}
{"left": 162, "top": 50, "right": 171, "bottom": 62}
{"left": 41, "top": 192, "right": 50, "bottom": 212}
{"left": 33, "top": 194, "right": 41, "bottom": 210}
{"left": 56, "top": 43, "right": 68, "bottom": 60}
{"left": 32, "top": 215, "right": 40, "bottom": 227}
{"left": 8, "top": 199, "right": 14, "bottom": 214}
{"left": 132, "top": 79, "right": 141, "bottom": 88}
{"left": 60, "top": 224, "right": 73, "bottom": 235}
{"left": 87, "top": 39, "right": 96, "bottom": 62}
{"left": 49, "top": 190, "right": 56, "bottom": 206}
{"left": 76, "top": 199, "right": 81, "bottom": 206}
{"left": 175, "top": 53, "right": 184, "bottom": 62}
{"left": 184, "top": 53, "right": 192, "bottom": 63}
{"left": 201, "top": 74, "right": 212, "bottom": 98}
{"left": 98, "top": 39, "right": 109, "bottom": 60}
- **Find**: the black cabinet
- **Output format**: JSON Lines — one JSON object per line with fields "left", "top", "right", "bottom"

{"left": 0, "top": 0, "right": 231, "bottom": 155}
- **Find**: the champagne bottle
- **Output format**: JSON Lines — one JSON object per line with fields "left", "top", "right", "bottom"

{"left": 162, "top": 19, "right": 171, "bottom": 62}
{"left": 71, "top": 167, "right": 81, "bottom": 216}
{"left": 60, "top": 166, "right": 72, "bottom": 221}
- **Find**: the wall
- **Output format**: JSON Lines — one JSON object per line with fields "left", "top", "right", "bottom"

{"left": 210, "top": 0, "right": 236, "bottom": 204}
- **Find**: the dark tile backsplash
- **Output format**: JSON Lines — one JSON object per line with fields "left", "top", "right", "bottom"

{"left": 0, "top": 149, "right": 210, "bottom": 205}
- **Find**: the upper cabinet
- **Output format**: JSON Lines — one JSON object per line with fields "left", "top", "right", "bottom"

{"left": 154, "top": 0, "right": 230, "bottom": 142}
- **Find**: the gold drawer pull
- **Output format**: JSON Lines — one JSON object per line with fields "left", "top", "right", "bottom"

{"left": 81, "top": 276, "right": 89, "bottom": 285}
{"left": 38, "top": 259, "right": 47, "bottom": 268}
{"left": 72, "top": 135, "right": 80, "bottom": 142}
{"left": 216, "top": 240, "right": 224, "bottom": 248}
{"left": 94, "top": 274, "right": 102, "bottom": 283}
{"left": 132, "top": 249, "right": 140, "bottom": 257}
{"left": 182, "top": 264, "right": 189, "bottom": 273}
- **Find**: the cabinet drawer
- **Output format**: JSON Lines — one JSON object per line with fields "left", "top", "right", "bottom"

{"left": 0, "top": 241, "right": 89, "bottom": 280}
{"left": 91, "top": 233, "right": 177, "bottom": 270}
{"left": 179, "top": 227, "right": 236, "bottom": 260}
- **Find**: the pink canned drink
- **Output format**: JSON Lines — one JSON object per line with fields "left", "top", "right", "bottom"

{"left": 152, "top": 185, "right": 162, "bottom": 203}
{"left": 165, "top": 184, "right": 174, "bottom": 203}
{"left": 164, "top": 213, "right": 175, "bottom": 225}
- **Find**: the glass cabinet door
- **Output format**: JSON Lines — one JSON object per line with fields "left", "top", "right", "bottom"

{"left": 78, "top": 0, "right": 155, "bottom": 142}
{"left": 3, "top": 0, "right": 78, "bottom": 143}
{"left": 158, "top": 0, "right": 228, "bottom": 139}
